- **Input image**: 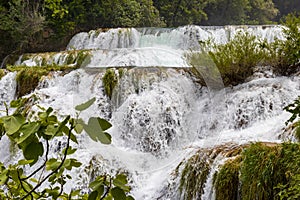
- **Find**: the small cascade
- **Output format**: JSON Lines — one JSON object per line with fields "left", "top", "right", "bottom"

{"left": 13, "top": 25, "right": 285, "bottom": 68}
{"left": 0, "top": 72, "right": 17, "bottom": 112}
{"left": 14, "top": 50, "right": 92, "bottom": 68}
{"left": 67, "top": 25, "right": 284, "bottom": 51}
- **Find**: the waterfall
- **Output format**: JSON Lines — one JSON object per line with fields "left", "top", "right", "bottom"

{"left": 1, "top": 25, "right": 299, "bottom": 199}
{"left": 0, "top": 72, "right": 17, "bottom": 111}
{"left": 14, "top": 25, "right": 285, "bottom": 68}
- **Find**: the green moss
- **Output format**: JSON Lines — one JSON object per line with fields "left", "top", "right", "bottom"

{"left": 66, "top": 53, "right": 76, "bottom": 65}
{"left": 15, "top": 68, "right": 47, "bottom": 97}
{"left": 102, "top": 68, "right": 119, "bottom": 99}
{"left": 7, "top": 65, "right": 77, "bottom": 97}
{"left": 214, "top": 157, "right": 241, "bottom": 200}
{"left": 238, "top": 142, "right": 300, "bottom": 200}
{"left": 178, "top": 143, "right": 300, "bottom": 200}
{"left": 20, "top": 54, "right": 32, "bottom": 62}
{"left": 102, "top": 68, "right": 125, "bottom": 99}
{"left": 76, "top": 50, "right": 91, "bottom": 67}
{"left": 0, "top": 69, "right": 5, "bottom": 80}
{"left": 240, "top": 143, "right": 282, "bottom": 200}
{"left": 179, "top": 152, "right": 211, "bottom": 200}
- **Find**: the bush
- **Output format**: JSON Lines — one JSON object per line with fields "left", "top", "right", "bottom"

{"left": 209, "top": 32, "right": 267, "bottom": 86}
{"left": 273, "top": 13, "right": 300, "bottom": 75}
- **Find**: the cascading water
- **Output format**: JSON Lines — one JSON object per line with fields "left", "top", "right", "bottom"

{"left": 1, "top": 25, "right": 299, "bottom": 200}
{"left": 14, "top": 25, "right": 285, "bottom": 68}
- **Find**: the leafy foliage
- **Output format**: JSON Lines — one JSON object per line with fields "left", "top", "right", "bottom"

{"left": 0, "top": 97, "right": 133, "bottom": 199}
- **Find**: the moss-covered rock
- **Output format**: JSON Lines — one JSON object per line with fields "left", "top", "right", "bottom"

{"left": 212, "top": 142, "right": 300, "bottom": 200}
{"left": 102, "top": 68, "right": 125, "bottom": 99}
{"left": 0, "top": 69, "right": 6, "bottom": 80}
{"left": 7, "top": 65, "right": 78, "bottom": 98}
{"left": 179, "top": 150, "right": 212, "bottom": 200}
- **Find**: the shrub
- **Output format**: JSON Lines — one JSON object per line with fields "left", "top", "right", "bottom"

{"left": 272, "top": 14, "right": 300, "bottom": 75}
{"left": 209, "top": 32, "right": 266, "bottom": 86}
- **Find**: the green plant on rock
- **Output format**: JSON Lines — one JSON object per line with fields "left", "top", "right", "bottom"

{"left": 179, "top": 151, "right": 211, "bottom": 200}
{"left": 15, "top": 67, "right": 48, "bottom": 98}
{"left": 273, "top": 13, "right": 300, "bottom": 75}
{"left": 0, "top": 69, "right": 5, "bottom": 80}
{"left": 240, "top": 143, "right": 282, "bottom": 200}
{"left": 275, "top": 143, "right": 300, "bottom": 200}
{"left": 214, "top": 157, "right": 241, "bottom": 200}
{"left": 102, "top": 68, "right": 120, "bottom": 99}
{"left": 0, "top": 97, "right": 134, "bottom": 200}
{"left": 6, "top": 65, "right": 78, "bottom": 98}
{"left": 209, "top": 32, "right": 267, "bottom": 86}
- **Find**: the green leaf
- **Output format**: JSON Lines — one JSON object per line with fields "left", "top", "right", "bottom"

{"left": 97, "top": 118, "right": 112, "bottom": 131}
{"left": 24, "top": 141, "right": 44, "bottom": 165}
{"left": 47, "top": 115, "right": 57, "bottom": 124}
{"left": 75, "top": 97, "right": 96, "bottom": 111}
{"left": 83, "top": 117, "right": 112, "bottom": 144}
{"left": 18, "top": 159, "right": 34, "bottom": 165}
{"left": 111, "top": 187, "right": 126, "bottom": 200}
{"left": 46, "top": 107, "right": 54, "bottom": 115}
{"left": 126, "top": 196, "right": 134, "bottom": 200}
{"left": 17, "top": 122, "right": 40, "bottom": 144}
{"left": 63, "top": 146, "right": 77, "bottom": 155}
{"left": 89, "top": 178, "right": 104, "bottom": 191}
{"left": 45, "top": 125, "right": 59, "bottom": 136}
{"left": 3, "top": 115, "right": 25, "bottom": 135}
{"left": 46, "top": 158, "right": 61, "bottom": 171}
{"left": 70, "top": 132, "right": 78, "bottom": 143}
{"left": 113, "top": 174, "right": 130, "bottom": 192}
{"left": 0, "top": 169, "right": 8, "bottom": 185}
{"left": 29, "top": 178, "right": 39, "bottom": 183}
{"left": 88, "top": 191, "right": 99, "bottom": 200}
{"left": 75, "top": 118, "right": 84, "bottom": 134}
{"left": 71, "top": 159, "right": 82, "bottom": 168}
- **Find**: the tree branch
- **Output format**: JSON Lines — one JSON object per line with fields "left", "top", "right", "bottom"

{"left": 21, "top": 124, "right": 74, "bottom": 200}
{"left": 21, "top": 139, "right": 49, "bottom": 181}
